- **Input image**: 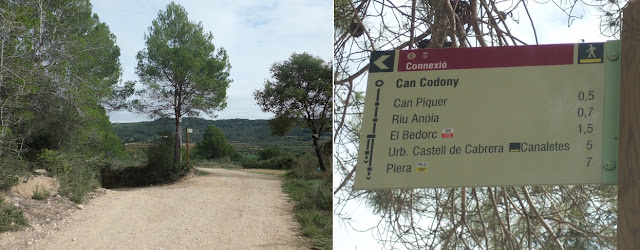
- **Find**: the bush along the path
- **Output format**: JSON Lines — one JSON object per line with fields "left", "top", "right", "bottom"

{"left": 235, "top": 147, "right": 297, "bottom": 170}
{"left": 282, "top": 154, "right": 332, "bottom": 249}
{"left": 37, "top": 149, "right": 101, "bottom": 204}
{"left": 0, "top": 195, "right": 28, "bottom": 232}
{"left": 100, "top": 131, "right": 190, "bottom": 188}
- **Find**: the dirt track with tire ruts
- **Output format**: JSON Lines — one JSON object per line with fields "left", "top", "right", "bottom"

{"left": 1, "top": 168, "right": 307, "bottom": 249}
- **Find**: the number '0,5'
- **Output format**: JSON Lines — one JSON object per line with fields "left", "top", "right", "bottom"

{"left": 578, "top": 90, "right": 595, "bottom": 101}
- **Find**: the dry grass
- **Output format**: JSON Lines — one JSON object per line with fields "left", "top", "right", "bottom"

{"left": 10, "top": 176, "right": 59, "bottom": 200}
{"left": 237, "top": 169, "right": 288, "bottom": 176}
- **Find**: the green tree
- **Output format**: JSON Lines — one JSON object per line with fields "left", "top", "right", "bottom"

{"left": 135, "top": 2, "right": 232, "bottom": 169}
{"left": 254, "top": 53, "right": 332, "bottom": 171}
{"left": 0, "top": 0, "right": 125, "bottom": 151}
{"left": 194, "top": 125, "right": 232, "bottom": 159}
{"left": 1, "top": 0, "right": 123, "bottom": 153}
{"left": 0, "top": 0, "right": 129, "bottom": 204}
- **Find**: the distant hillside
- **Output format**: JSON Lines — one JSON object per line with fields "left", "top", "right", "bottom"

{"left": 112, "top": 118, "right": 331, "bottom": 154}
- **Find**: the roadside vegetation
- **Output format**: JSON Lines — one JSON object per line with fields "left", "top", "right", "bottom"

{"left": 112, "top": 118, "right": 331, "bottom": 155}
{"left": 0, "top": 0, "right": 132, "bottom": 232}
{"left": 282, "top": 153, "right": 332, "bottom": 249}
{"left": 254, "top": 53, "right": 332, "bottom": 172}
{"left": 189, "top": 122, "right": 332, "bottom": 249}
{"left": 0, "top": 196, "right": 28, "bottom": 232}
{"left": 234, "top": 147, "right": 297, "bottom": 170}
{"left": 193, "top": 141, "right": 333, "bottom": 250}
{"left": 252, "top": 51, "right": 332, "bottom": 249}
{"left": 100, "top": 131, "right": 191, "bottom": 188}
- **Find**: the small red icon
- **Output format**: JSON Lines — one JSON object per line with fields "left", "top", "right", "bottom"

{"left": 442, "top": 128, "right": 454, "bottom": 138}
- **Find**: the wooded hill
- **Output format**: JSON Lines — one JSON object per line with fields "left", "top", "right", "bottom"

{"left": 112, "top": 118, "right": 331, "bottom": 154}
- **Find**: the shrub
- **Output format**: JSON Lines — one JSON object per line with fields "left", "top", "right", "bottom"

{"left": 282, "top": 154, "right": 332, "bottom": 249}
{"left": 258, "top": 147, "right": 282, "bottom": 160}
{"left": 146, "top": 131, "right": 178, "bottom": 180}
{"left": 38, "top": 149, "right": 65, "bottom": 173}
{"left": 224, "top": 144, "right": 237, "bottom": 159}
{"left": 0, "top": 169, "right": 18, "bottom": 190}
{"left": 288, "top": 153, "right": 327, "bottom": 179}
{"left": 100, "top": 165, "right": 150, "bottom": 188}
{"left": 258, "top": 154, "right": 296, "bottom": 169}
{"left": 235, "top": 154, "right": 259, "bottom": 169}
{"left": 57, "top": 162, "right": 100, "bottom": 204}
{"left": 229, "top": 150, "right": 243, "bottom": 162}
{"left": 235, "top": 152, "right": 296, "bottom": 170}
{"left": 0, "top": 156, "right": 24, "bottom": 190}
{"left": 0, "top": 196, "right": 28, "bottom": 232}
{"left": 284, "top": 172, "right": 332, "bottom": 210}
{"left": 194, "top": 125, "right": 233, "bottom": 159}
{"left": 239, "top": 157, "right": 259, "bottom": 169}
{"left": 31, "top": 185, "right": 51, "bottom": 200}
{"left": 36, "top": 150, "right": 100, "bottom": 204}
{"left": 100, "top": 131, "right": 189, "bottom": 188}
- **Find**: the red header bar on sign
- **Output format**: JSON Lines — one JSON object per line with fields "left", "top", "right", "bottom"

{"left": 397, "top": 44, "right": 574, "bottom": 72}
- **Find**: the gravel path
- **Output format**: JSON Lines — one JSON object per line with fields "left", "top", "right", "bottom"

{"left": 2, "top": 168, "right": 307, "bottom": 249}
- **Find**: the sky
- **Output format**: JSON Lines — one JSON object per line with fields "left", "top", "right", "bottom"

{"left": 91, "top": 0, "right": 332, "bottom": 123}
{"left": 333, "top": 2, "right": 615, "bottom": 250}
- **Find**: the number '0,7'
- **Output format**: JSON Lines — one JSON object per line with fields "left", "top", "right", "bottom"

{"left": 578, "top": 107, "right": 594, "bottom": 117}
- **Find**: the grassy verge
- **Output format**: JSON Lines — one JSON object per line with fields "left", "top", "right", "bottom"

{"left": 193, "top": 158, "right": 243, "bottom": 169}
{"left": 0, "top": 195, "right": 28, "bottom": 232}
{"left": 282, "top": 155, "right": 332, "bottom": 249}
{"left": 194, "top": 169, "right": 212, "bottom": 176}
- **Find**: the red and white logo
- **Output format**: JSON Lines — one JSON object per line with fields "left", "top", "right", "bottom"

{"left": 442, "top": 128, "right": 454, "bottom": 138}
{"left": 407, "top": 52, "right": 416, "bottom": 60}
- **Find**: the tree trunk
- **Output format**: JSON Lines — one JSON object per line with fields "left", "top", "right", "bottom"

{"left": 174, "top": 116, "right": 182, "bottom": 171}
{"left": 312, "top": 135, "right": 326, "bottom": 172}
{"left": 620, "top": 4, "right": 640, "bottom": 248}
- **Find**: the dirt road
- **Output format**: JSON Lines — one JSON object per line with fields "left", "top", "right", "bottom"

{"left": 1, "top": 168, "right": 307, "bottom": 249}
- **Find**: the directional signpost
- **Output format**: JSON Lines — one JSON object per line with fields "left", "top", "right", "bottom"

{"left": 355, "top": 41, "right": 621, "bottom": 189}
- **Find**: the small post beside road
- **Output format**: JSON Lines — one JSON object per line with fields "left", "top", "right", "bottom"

{"left": 619, "top": 2, "right": 640, "bottom": 249}
{"left": 186, "top": 127, "right": 191, "bottom": 167}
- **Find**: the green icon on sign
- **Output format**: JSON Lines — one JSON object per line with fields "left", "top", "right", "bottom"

{"left": 578, "top": 43, "right": 604, "bottom": 64}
